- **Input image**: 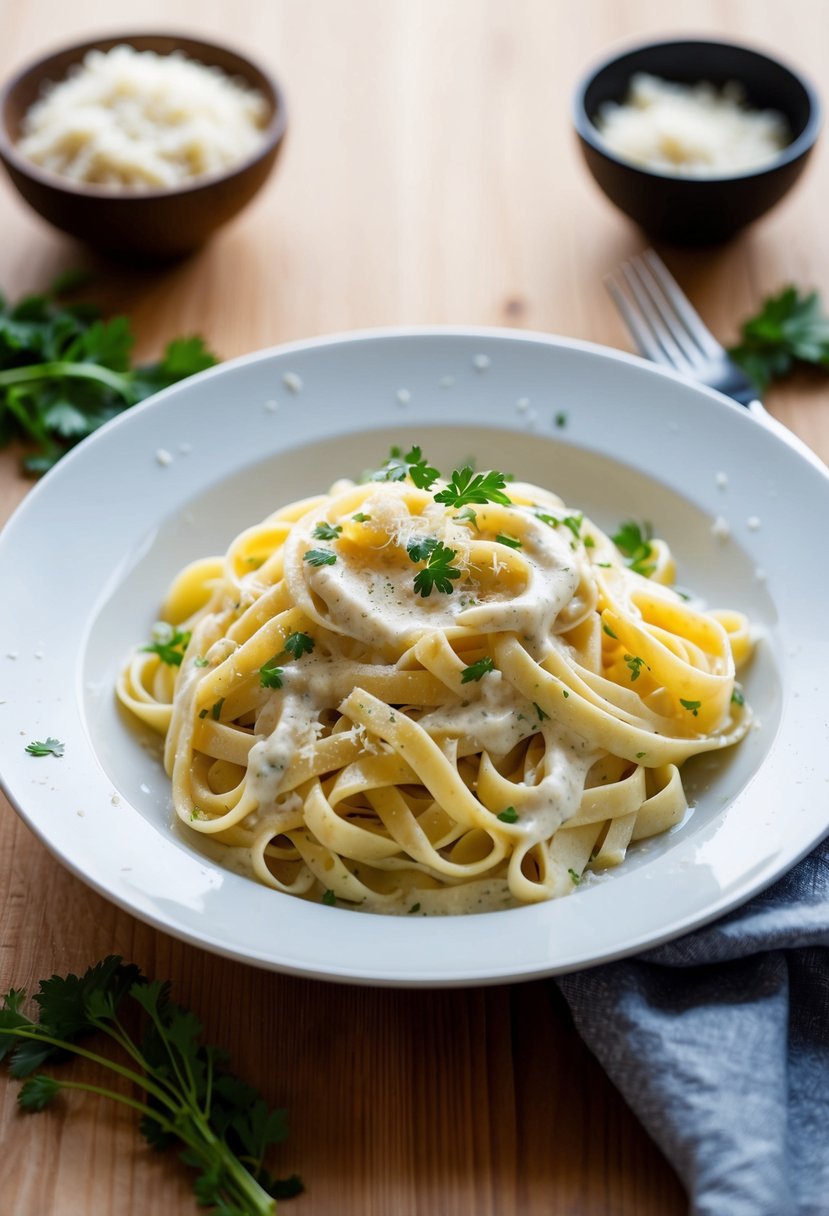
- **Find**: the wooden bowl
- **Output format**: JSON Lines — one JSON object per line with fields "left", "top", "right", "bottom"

{"left": 0, "top": 33, "right": 288, "bottom": 259}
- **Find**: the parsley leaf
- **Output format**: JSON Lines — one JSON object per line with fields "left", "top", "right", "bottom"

{"left": 496, "top": 807, "right": 519, "bottom": 823}
{"left": 461, "top": 656, "right": 495, "bottom": 683}
{"left": 142, "top": 623, "right": 191, "bottom": 667}
{"left": 406, "top": 536, "right": 439, "bottom": 563}
{"left": 259, "top": 659, "right": 284, "bottom": 689}
{"left": 729, "top": 286, "right": 829, "bottom": 391}
{"left": 612, "top": 520, "right": 655, "bottom": 576}
{"left": 0, "top": 284, "right": 217, "bottom": 474}
{"left": 411, "top": 541, "right": 461, "bottom": 597}
{"left": 533, "top": 702, "right": 549, "bottom": 722}
{"left": 433, "top": 467, "right": 512, "bottom": 508}
{"left": 283, "top": 631, "right": 315, "bottom": 659}
{"left": 370, "top": 445, "right": 440, "bottom": 490}
{"left": 304, "top": 548, "right": 337, "bottom": 567}
{"left": 623, "top": 654, "right": 649, "bottom": 682}
{"left": 680, "top": 698, "right": 701, "bottom": 716}
{"left": 312, "top": 521, "right": 342, "bottom": 541}
{"left": 496, "top": 533, "right": 522, "bottom": 549}
{"left": 25, "top": 738, "right": 64, "bottom": 758}
{"left": 0, "top": 957, "right": 301, "bottom": 1211}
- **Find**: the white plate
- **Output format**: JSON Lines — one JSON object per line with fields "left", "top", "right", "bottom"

{"left": 1, "top": 328, "right": 827, "bottom": 987}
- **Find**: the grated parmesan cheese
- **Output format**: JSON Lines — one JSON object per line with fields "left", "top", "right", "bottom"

{"left": 595, "top": 73, "right": 789, "bottom": 177}
{"left": 17, "top": 45, "right": 269, "bottom": 190}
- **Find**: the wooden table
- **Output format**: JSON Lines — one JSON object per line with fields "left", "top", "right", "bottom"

{"left": 1, "top": 3, "right": 827, "bottom": 1212}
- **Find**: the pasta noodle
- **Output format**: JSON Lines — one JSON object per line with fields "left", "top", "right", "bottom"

{"left": 117, "top": 454, "right": 752, "bottom": 915}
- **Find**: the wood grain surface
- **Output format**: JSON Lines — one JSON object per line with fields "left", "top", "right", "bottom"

{"left": 1, "top": 2, "right": 827, "bottom": 1214}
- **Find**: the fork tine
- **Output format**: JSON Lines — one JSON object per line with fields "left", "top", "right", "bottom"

{"left": 618, "top": 261, "right": 695, "bottom": 371}
{"left": 627, "top": 255, "right": 708, "bottom": 368}
{"left": 642, "top": 250, "right": 723, "bottom": 358}
{"left": 605, "top": 272, "right": 669, "bottom": 366}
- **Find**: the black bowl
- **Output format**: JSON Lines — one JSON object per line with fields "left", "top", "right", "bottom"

{"left": 572, "top": 38, "right": 821, "bottom": 245}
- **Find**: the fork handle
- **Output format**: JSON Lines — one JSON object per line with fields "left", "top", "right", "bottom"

{"left": 747, "top": 399, "right": 828, "bottom": 474}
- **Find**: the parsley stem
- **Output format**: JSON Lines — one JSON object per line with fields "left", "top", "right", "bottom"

{"left": 0, "top": 360, "right": 132, "bottom": 399}
{"left": 32, "top": 1076, "right": 173, "bottom": 1126}
{"left": 0, "top": 1026, "right": 178, "bottom": 1112}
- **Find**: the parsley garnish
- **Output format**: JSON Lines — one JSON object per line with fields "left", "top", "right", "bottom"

{"left": 352, "top": 512, "right": 371, "bottom": 522}
{"left": 193, "top": 657, "right": 209, "bottom": 668}
{"left": 411, "top": 541, "right": 461, "bottom": 597}
{"left": 731, "top": 687, "right": 745, "bottom": 706}
{"left": 408, "top": 903, "right": 421, "bottom": 914}
{"left": 602, "top": 622, "right": 618, "bottom": 640}
{"left": 612, "top": 520, "right": 655, "bottom": 576}
{"left": 259, "top": 659, "right": 284, "bottom": 689}
{"left": 562, "top": 514, "right": 583, "bottom": 539}
{"left": 461, "top": 656, "right": 495, "bottom": 683}
{"left": 406, "top": 536, "right": 439, "bottom": 563}
{"left": 568, "top": 868, "right": 581, "bottom": 884}
{"left": 497, "top": 807, "right": 519, "bottom": 823}
{"left": 0, "top": 956, "right": 301, "bottom": 1210}
{"left": 211, "top": 698, "right": 225, "bottom": 721}
{"left": 680, "top": 698, "right": 701, "bottom": 716}
{"left": 0, "top": 281, "right": 217, "bottom": 475}
{"left": 433, "top": 467, "right": 511, "bottom": 508}
{"left": 283, "top": 631, "right": 315, "bottom": 659}
{"left": 25, "top": 738, "right": 64, "bottom": 758}
{"left": 533, "top": 702, "right": 549, "bottom": 722}
{"left": 729, "top": 286, "right": 829, "bottom": 391}
{"left": 554, "top": 412, "right": 568, "bottom": 428}
{"left": 142, "top": 623, "right": 191, "bottom": 667}
{"left": 304, "top": 548, "right": 337, "bottom": 567}
{"left": 496, "top": 533, "right": 522, "bottom": 549}
{"left": 312, "top": 521, "right": 342, "bottom": 540}
{"left": 624, "top": 654, "right": 648, "bottom": 682}
{"left": 370, "top": 445, "right": 440, "bottom": 490}
{"left": 454, "top": 507, "right": 478, "bottom": 528}
{"left": 322, "top": 889, "right": 337, "bottom": 906}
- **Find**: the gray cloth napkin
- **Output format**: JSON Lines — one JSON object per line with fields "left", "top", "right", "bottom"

{"left": 556, "top": 837, "right": 829, "bottom": 1216}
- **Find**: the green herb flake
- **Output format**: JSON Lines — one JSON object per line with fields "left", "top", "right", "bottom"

{"left": 636, "top": 751, "right": 647, "bottom": 759}
{"left": 193, "top": 656, "right": 209, "bottom": 668}
{"left": 304, "top": 548, "right": 337, "bottom": 567}
{"left": 369, "top": 445, "right": 440, "bottom": 490}
{"left": 259, "top": 660, "right": 284, "bottom": 689}
{"left": 454, "top": 506, "right": 478, "bottom": 528}
{"left": 25, "top": 737, "right": 64, "bottom": 758}
{"left": 312, "top": 521, "right": 342, "bottom": 541}
{"left": 198, "top": 709, "right": 208, "bottom": 719}
{"left": 322, "top": 889, "right": 337, "bottom": 906}
{"left": 352, "top": 512, "right": 371, "bottom": 522}
{"left": 283, "top": 631, "right": 315, "bottom": 659}
{"left": 211, "top": 697, "right": 225, "bottom": 721}
{"left": 411, "top": 540, "right": 461, "bottom": 597}
{"left": 408, "top": 903, "right": 421, "bottom": 914}
{"left": 533, "top": 702, "right": 549, "bottom": 722}
{"left": 731, "top": 687, "right": 745, "bottom": 706}
{"left": 497, "top": 807, "right": 519, "bottom": 824}
{"left": 612, "top": 520, "right": 656, "bottom": 577}
{"left": 624, "top": 654, "right": 648, "bottom": 682}
{"left": 461, "top": 656, "right": 495, "bottom": 683}
{"left": 680, "top": 698, "right": 702, "bottom": 716}
{"left": 568, "top": 868, "right": 581, "bottom": 884}
{"left": 433, "top": 466, "right": 512, "bottom": 509}
{"left": 496, "top": 533, "right": 522, "bottom": 549}
{"left": 603, "top": 623, "right": 618, "bottom": 640}
{"left": 142, "top": 623, "right": 191, "bottom": 667}
{"left": 554, "top": 412, "right": 568, "bottom": 428}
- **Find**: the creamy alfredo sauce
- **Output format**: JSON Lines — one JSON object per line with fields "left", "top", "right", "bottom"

{"left": 238, "top": 480, "right": 602, "bottom": 910}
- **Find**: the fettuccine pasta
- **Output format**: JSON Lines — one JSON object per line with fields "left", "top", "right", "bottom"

{"left": 117, "top": 451, "right": 752, "bottom": 914}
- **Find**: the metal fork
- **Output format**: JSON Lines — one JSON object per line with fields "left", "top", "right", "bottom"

{"left": 606, "top": 250, "right": 825, "bottom": 470}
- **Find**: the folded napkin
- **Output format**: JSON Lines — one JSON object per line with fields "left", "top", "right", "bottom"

{"left": 556, "top": 838, "right": 829, "bottom": 1216}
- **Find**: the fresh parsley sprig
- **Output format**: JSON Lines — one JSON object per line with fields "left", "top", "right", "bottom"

{"left": 409, "top": 540, "right": 461, "bottom": 597}
{"left": 461, "top": 656, "right": 495, "bottom": 683}
{"left": 369, "top": 445, "right": 440, "bottom": 490}
{"left": 0, "top": 280, "right": 217, "bottom": 474}
{"left": 433, "top": 467, "right": 512, "bottom": 509}
{"left": 143, "top": 624, "right": 192, "bottom": 667}
{"left": 24, "top": 737, "right": 64, "bottom": 758}
{"left": 259, "top": 632, "right": 315, "bottom": 688}
{"left": 612, "top": 521, "right": 655, "bottom": 577}
{"left": 0, "top": 957, "right": 301, "bottom": 1215}
{"left": 729, "top": 286, "right": 829, "bottom": 392}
